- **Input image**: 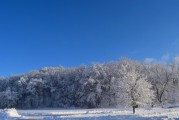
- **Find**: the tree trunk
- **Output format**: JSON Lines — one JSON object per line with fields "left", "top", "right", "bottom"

{"left": 133, "top": 106, "right": 135, "bottom": 114}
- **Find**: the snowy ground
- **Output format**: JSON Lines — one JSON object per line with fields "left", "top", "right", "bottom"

{"left": 2, "top": 107, "right": 179, "bottom": 120}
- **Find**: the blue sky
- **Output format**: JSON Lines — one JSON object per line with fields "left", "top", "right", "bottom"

{"left": 0, "top": 0, "right": 179, "bottom": 76}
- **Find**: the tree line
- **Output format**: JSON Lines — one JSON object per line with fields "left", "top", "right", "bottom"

{"left": 0, "top": 58, "right": 178, "bottom": 110}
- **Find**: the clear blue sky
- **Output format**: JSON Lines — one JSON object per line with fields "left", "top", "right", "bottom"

{"left": 0, "top": 0, "right": 179, "bottom": 76}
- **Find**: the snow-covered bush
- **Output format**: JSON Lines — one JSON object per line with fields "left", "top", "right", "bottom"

{"left": 0, "top": 108, "right": 21, "bottom": 119}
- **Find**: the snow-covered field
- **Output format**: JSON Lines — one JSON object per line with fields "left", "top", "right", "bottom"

{"left": 2, "top": 107, "right": 179, "bottom": 120}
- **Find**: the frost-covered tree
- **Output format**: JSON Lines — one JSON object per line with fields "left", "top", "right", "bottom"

{"left": 76, "top": 64, "right": 104, "bottom": 108}
{"left": 0, "top": 87, "right": 18, "bottom": 108}
{"left": 146, "top": 64, "right": 175, "bottom": 106}
{"left": 118, "top": 59, "right": 154, "bottom": 113}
